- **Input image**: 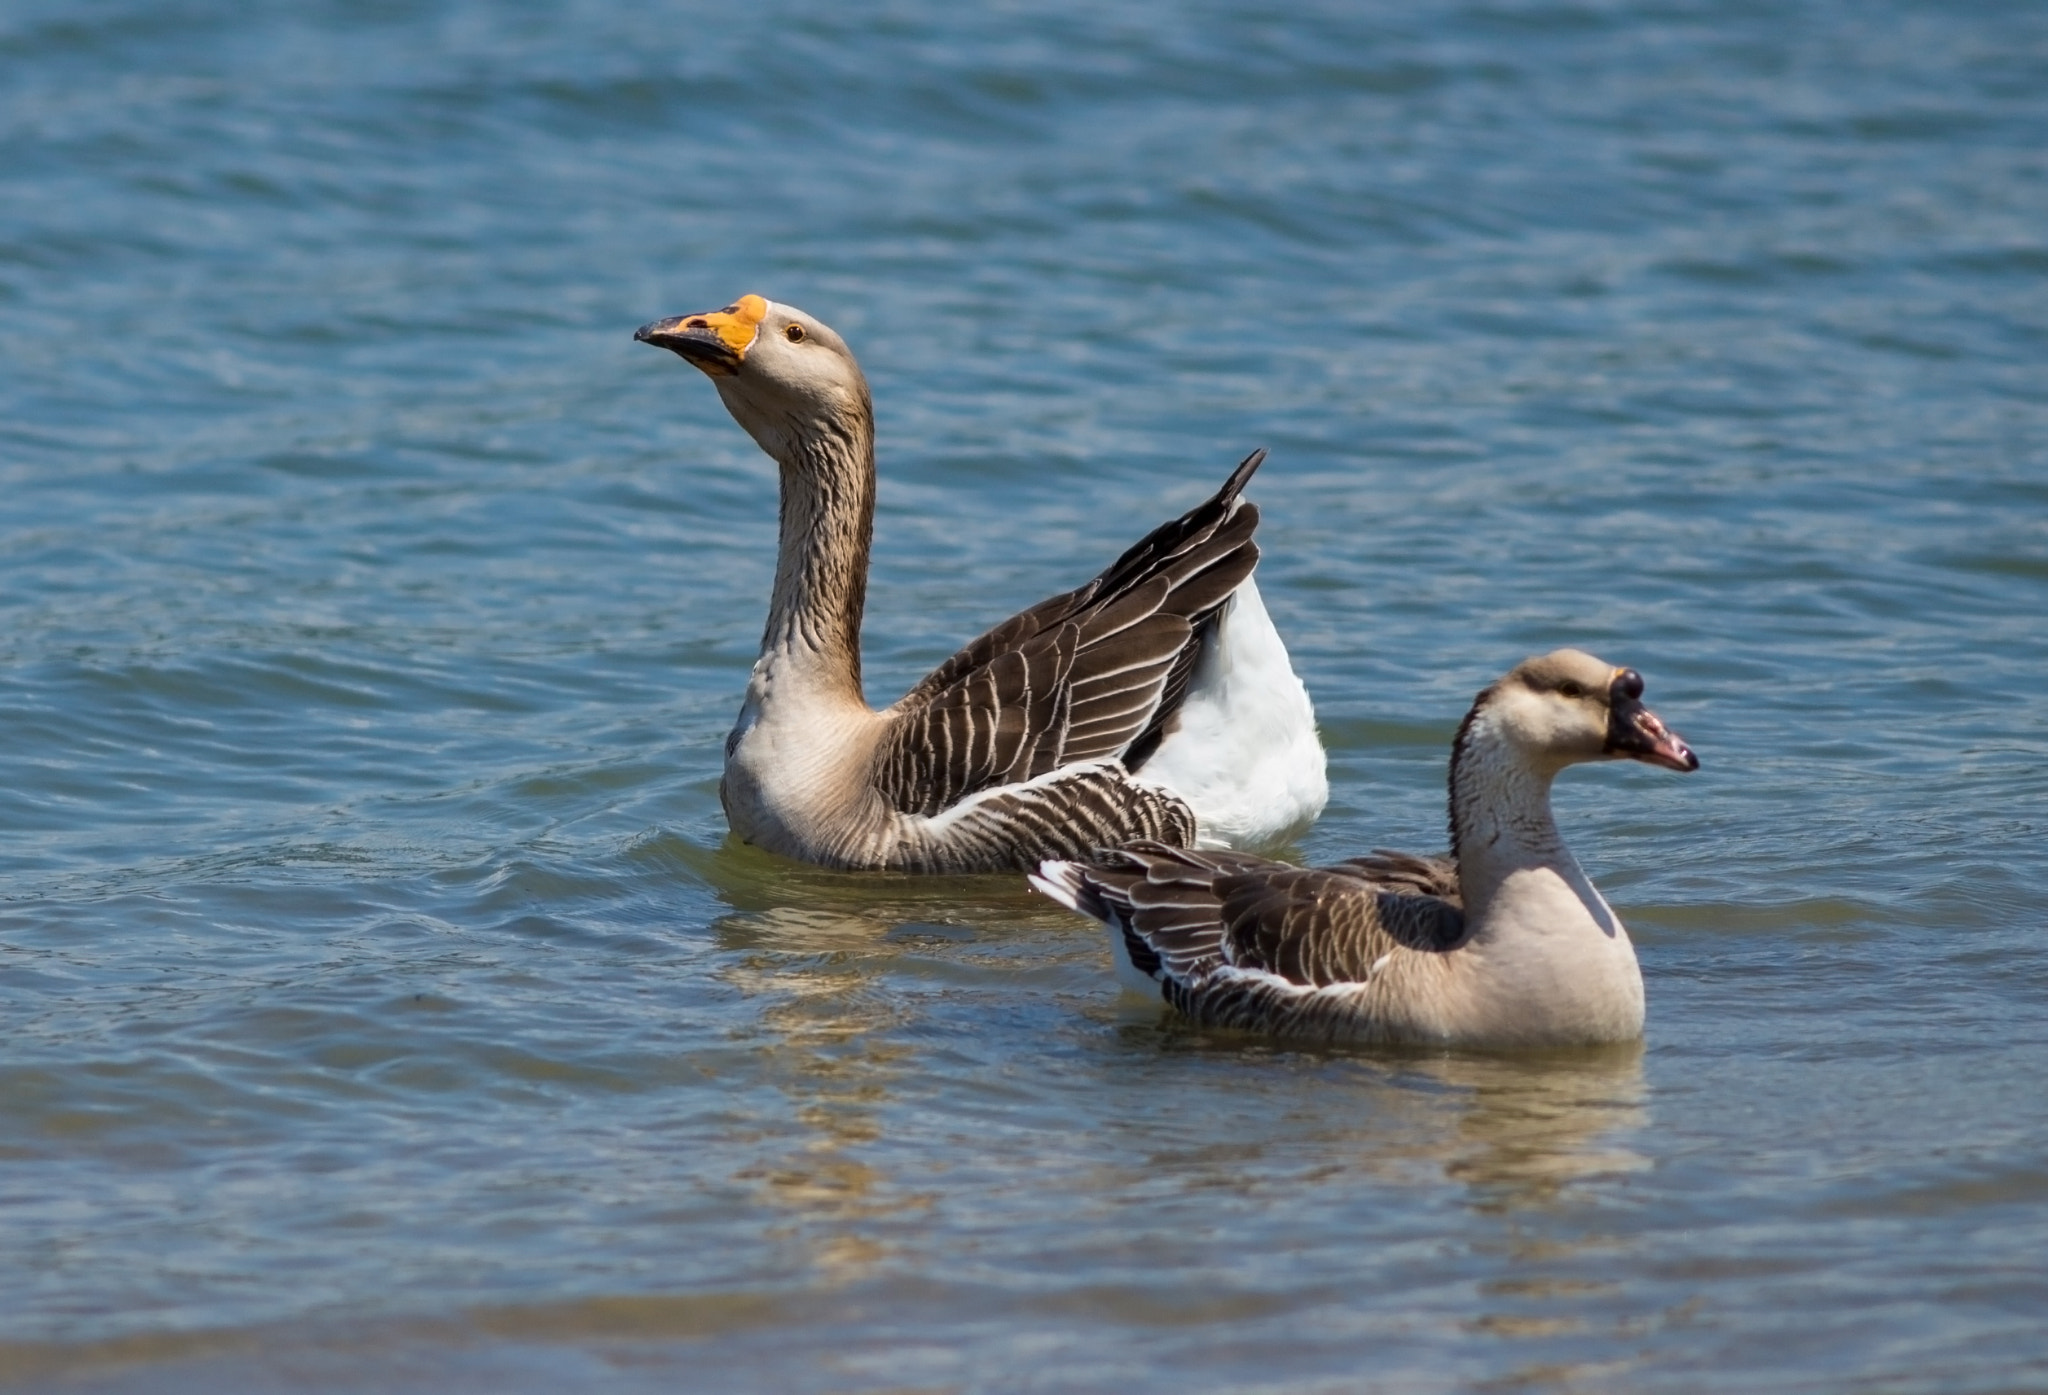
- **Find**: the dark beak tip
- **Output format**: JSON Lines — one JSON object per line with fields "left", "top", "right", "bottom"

{"left": 1654, "top": 740, "right": 1701, "bottom": 774}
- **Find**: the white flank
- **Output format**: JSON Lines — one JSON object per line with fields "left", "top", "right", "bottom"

{"left": 1029, "top": 860, "right": 1167, "bottom": 998}
{"left": 1138, "top": 577, "right": 1328, "bottom": 851}
{"left": 1103, "top": 912, "right": 1166, "bottom": 997}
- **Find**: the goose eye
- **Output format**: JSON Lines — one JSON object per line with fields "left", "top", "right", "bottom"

{"left": 1558, "top": 681, "right": 1586, "bottom": 699}
{"left": 784, "top": 323, "right": 807, "bottom": 343}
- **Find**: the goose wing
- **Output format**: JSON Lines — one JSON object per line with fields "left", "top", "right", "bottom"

{"left": 1032, "top": 842, "right": 1271, "bottom": 983}
{"left": 1038, "top": 841, "right": 1464, "bottom": 990}
{"left": 1326, "top": 850, "right": 1462, "bottom": 905}
{"left": 1213, "top": 860, "right": 1464, "bottom": 987}
{"left": 872, "top": 451, "right": 1266, "bottom": 819}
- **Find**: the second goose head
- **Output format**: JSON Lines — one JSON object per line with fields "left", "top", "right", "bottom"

{"left": 1474, "top": 651, "right": 1695, "bottom": 778}
{"left": 636, "top": 294, "right": 870, "bottom": 466}
{"left": 1445, "top": 649, "right": 1698, "bottom": 877}
{"left": 1468, "top": 649, "right": 1700, "bottom": 779}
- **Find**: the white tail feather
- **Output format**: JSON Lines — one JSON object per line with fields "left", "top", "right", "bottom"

{"left": 1138, "top": 578, "right": 1327, "bottom": 851}
{"left": 1027, "top": 860, "right": 1090, "bottom": 914}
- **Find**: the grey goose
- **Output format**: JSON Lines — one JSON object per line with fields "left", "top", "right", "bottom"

{"left": 635, "top": 294, "right": 1327, "bottom": 874}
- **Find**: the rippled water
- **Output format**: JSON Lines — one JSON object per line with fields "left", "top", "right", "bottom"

{"left": 3, "top": 0, "right": 2046, "bottom": 1389}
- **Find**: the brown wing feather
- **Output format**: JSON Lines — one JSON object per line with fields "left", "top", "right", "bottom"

{"left": 1062, "top": 840, "right": 1466, "bottom": 991}
{"left": 891, "top": 770, "right": 1196, "bottom": 874}
{"left": 873, "top": 452, "right": 1268, "bottom": 819}
{"left": 1216, "top": 864, "right": 1464, "bottom": 988}
{"left": 1326, "top": 851, "right": 1462, "bottom": 906}
{"left": 1063, "top": 842, "right": 1271, "bottom": 981}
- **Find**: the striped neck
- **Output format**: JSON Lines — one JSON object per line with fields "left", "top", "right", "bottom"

{"left": 759, "top": 394, "right": 875, "bottom": 707}
{"left": 1446, "top": 705, "right": 1577, "bottom": 926}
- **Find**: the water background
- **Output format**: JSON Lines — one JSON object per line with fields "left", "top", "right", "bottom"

{"left": 3, "top": 0, "right": 2046, "bottom": 1389}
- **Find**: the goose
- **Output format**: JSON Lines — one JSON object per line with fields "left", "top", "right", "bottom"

{"left": 634, "top": 294, "right": 1327, "bottom": 873}
{"left": 1031, "top": 650, "right": 1699, "bottom": 1047}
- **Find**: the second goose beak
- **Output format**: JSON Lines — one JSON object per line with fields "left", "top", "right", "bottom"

{"left": 1603, "top": 669, "right": 1700, "bottom": 772}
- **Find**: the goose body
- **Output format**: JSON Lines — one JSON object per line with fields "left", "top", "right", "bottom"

{"left": 1033, "top": 650, "right": 1700, "bottom": 1047}
{"left": 636, "top": 294, "right": 1327, "bottom": 873}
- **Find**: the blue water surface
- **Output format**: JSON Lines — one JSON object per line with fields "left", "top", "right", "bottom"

{"left": 2, "top": 1, "right": 2046, "bottom": 1390}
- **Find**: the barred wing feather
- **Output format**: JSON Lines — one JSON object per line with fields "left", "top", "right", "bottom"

{"left": 873, "top": 451, "right": 1266, "bottom": 820}
{"left": 1215, "top": 863, "right": 1464, "bottom": 987}
{"left": 1047, "top": 841, "right": 1465, "bottom": 993}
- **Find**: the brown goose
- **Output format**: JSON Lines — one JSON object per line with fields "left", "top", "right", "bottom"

{"left": 635, "top": 294, "right": 1327, "bottom": 873}
{"left": 1032, "top": 650, "right": 1699, "bottom": 1046}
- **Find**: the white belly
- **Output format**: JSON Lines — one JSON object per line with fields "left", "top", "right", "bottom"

{"left": 1136, "top": 577, "right": 1327, "bottom": 851}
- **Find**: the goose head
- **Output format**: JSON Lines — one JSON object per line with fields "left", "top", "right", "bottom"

{"left": 636, "top": 294, "right": 870, "bottom": 465}
{"left": 1474, "top": 649, "right": 1699, "bottom": 777}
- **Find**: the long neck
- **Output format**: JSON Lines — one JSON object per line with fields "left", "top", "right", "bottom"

{"left": 1446, "top": 710, "right": 1583, "bottom": 929}
{"left": 760, "top": 398, "right": 874, "bottom": 706}
{"left": 1434, "top": 704, "right": 1642, "bottom": 1044}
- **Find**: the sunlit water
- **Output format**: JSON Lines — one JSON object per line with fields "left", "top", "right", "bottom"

{"left": 3, "top": 0, "right": 2045, "bottom": 1390}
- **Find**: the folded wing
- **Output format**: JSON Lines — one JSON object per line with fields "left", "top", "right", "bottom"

{"left": 1043, "top": 840, "right": 1467, "bottom": 991}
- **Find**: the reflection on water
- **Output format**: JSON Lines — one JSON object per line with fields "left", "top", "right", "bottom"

{"left": 1432, "top": 1048, "right": 1651, "bottom": 1211}
{"left": 698, "top": 848, "right": 1037, "bottom": 1291}
{"left": 738, "top": 998, "right": 921, "bottom": 1287}
{"left": 689, "top": 834, "right": 1054, "bottom": 932}
{"left": 712, "top": 904, "right": 918, "bottom": 1287}
{"left": 1431, "top": 1050, "right": 1657, "bottom": 1376}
